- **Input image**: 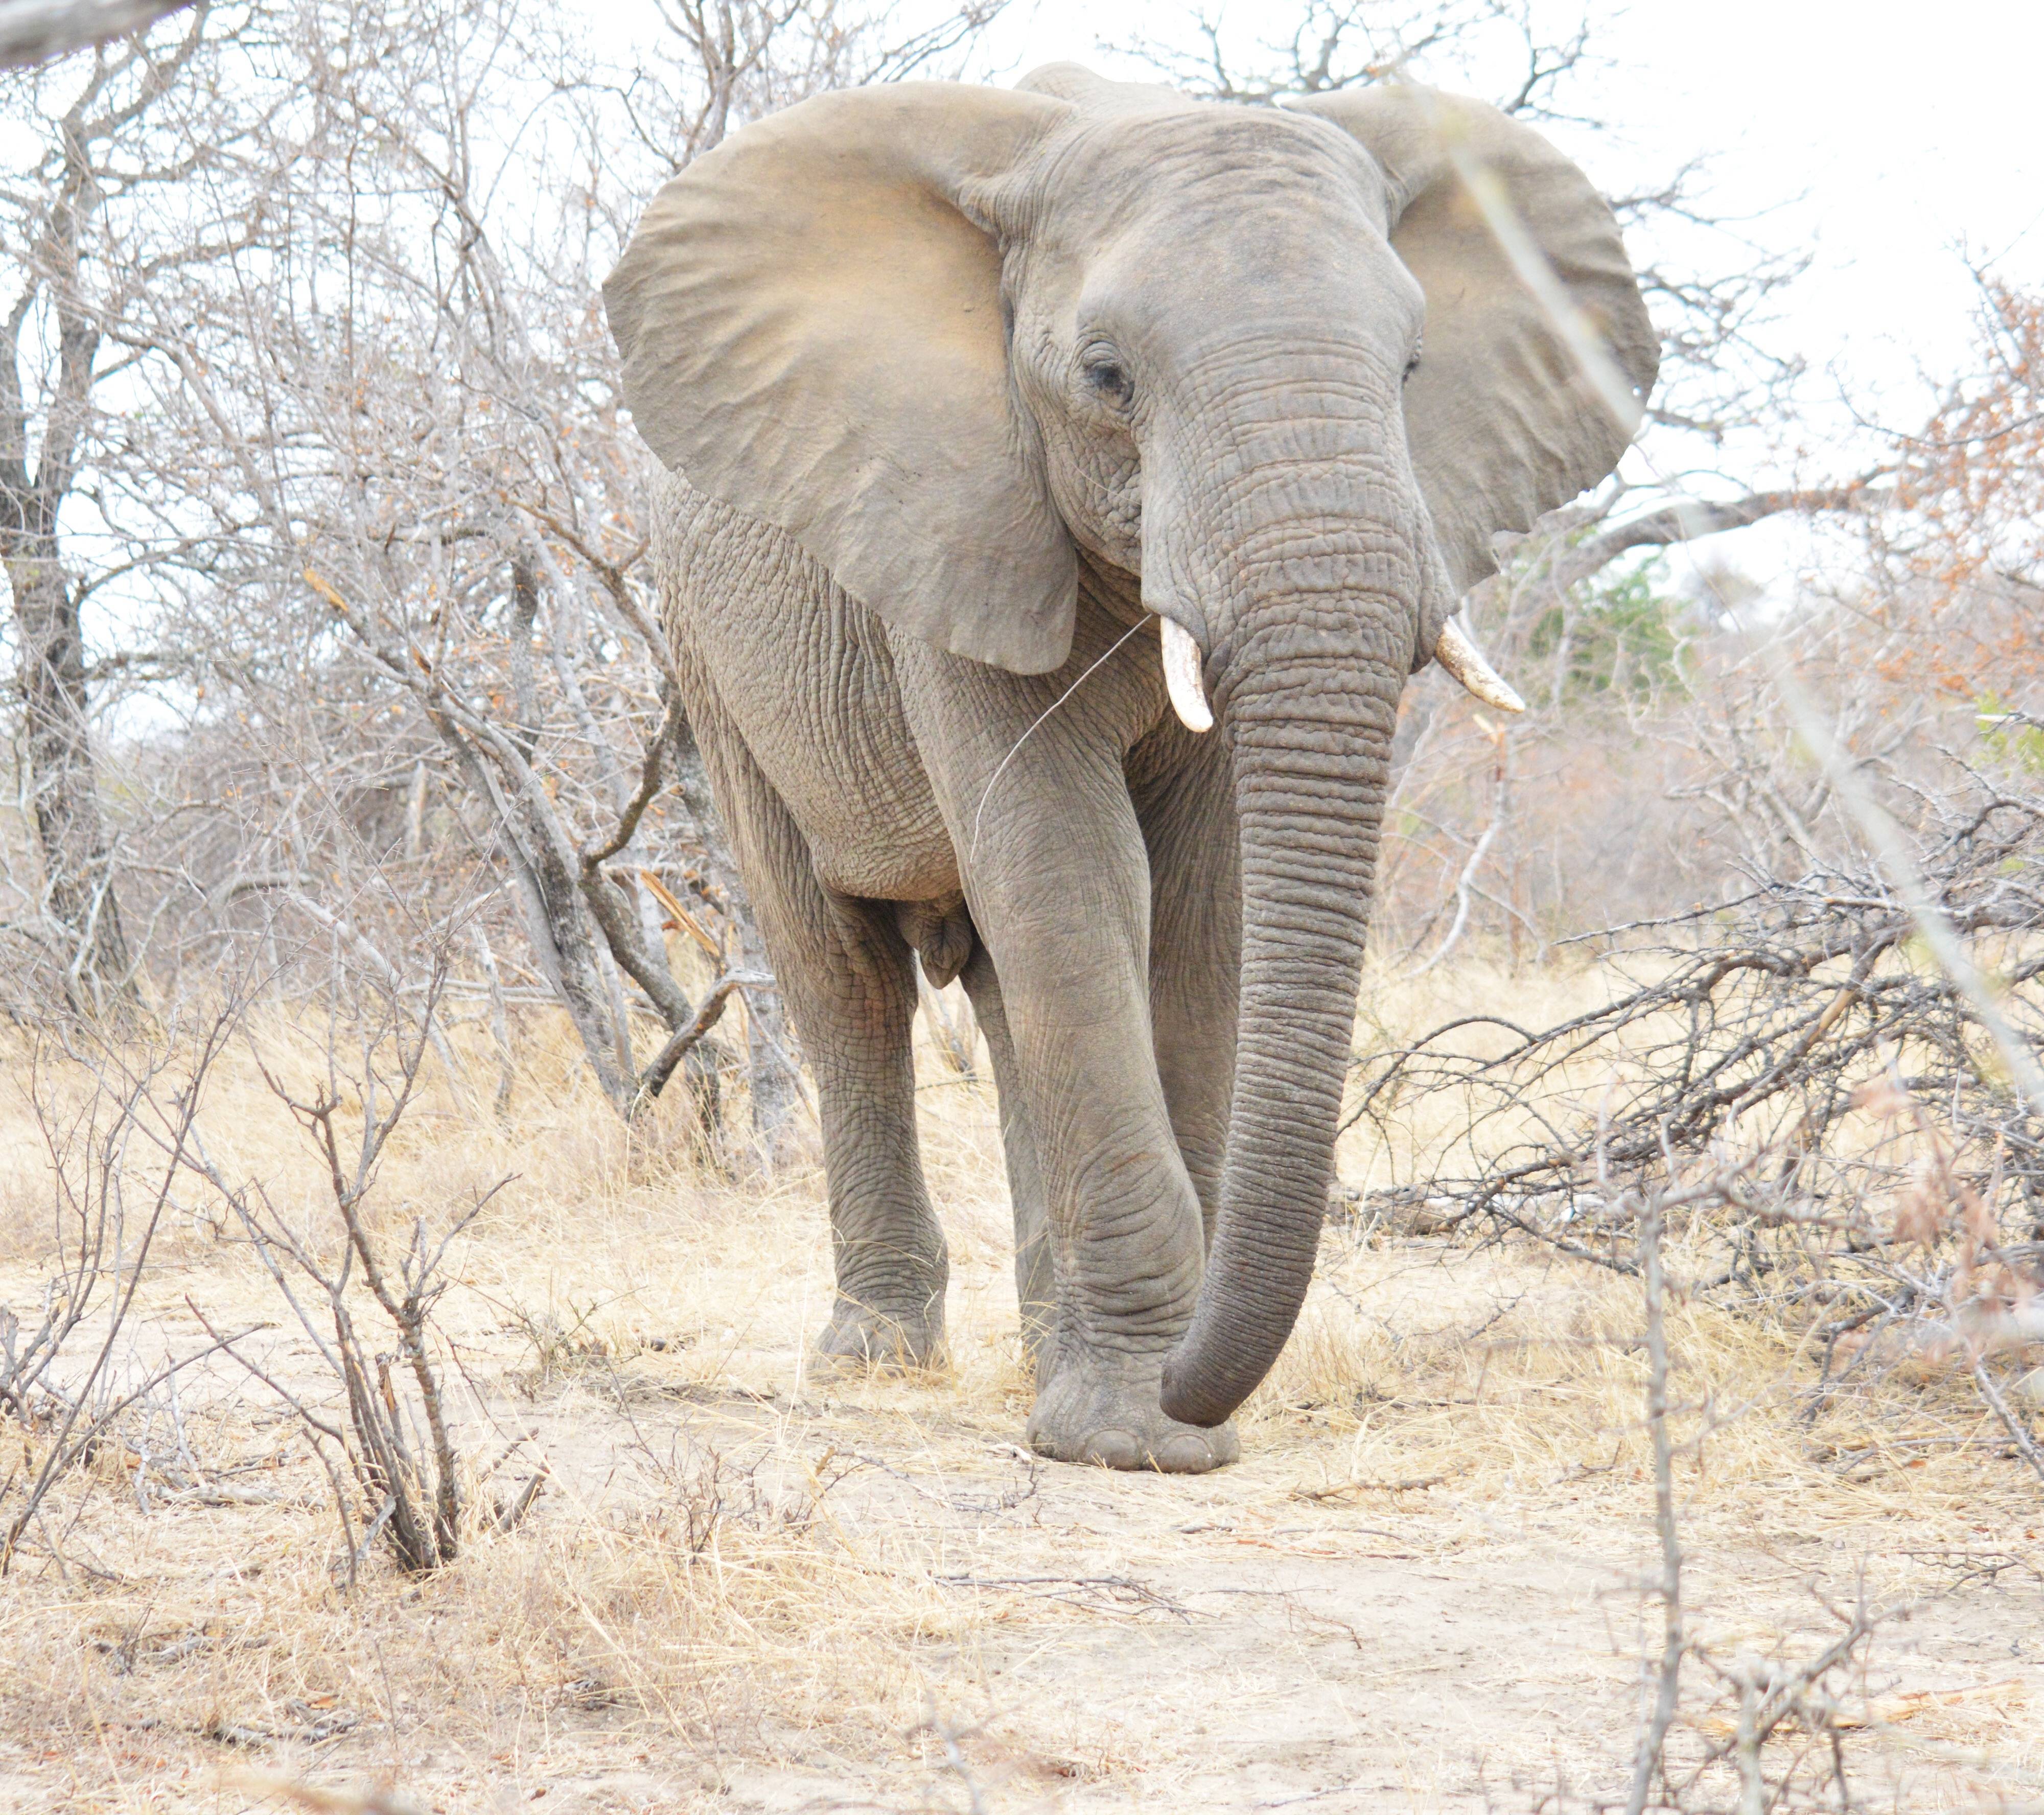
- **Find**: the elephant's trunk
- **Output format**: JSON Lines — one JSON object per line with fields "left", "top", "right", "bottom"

{"left": 1146, "top": 410, "right": 1412, "bottom": 1430}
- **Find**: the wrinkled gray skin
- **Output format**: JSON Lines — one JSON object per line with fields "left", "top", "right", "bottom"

{"left": 607, "top": 65, "right": 1656, "bottom": 1471}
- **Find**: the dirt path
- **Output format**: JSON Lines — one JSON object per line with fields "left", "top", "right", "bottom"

{"left": 523, "top": 1369, "right": 2044, "bottom": 1813}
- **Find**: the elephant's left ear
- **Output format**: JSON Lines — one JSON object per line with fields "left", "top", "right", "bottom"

{"left": 605, "top": 85, "right": 1079, "bottom": 675}
{"left": 1292, "top": 86, "right": 1659, "bottom": 593}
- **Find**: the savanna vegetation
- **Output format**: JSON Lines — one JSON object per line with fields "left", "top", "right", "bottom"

{"left": 2, "top": 1, "right": 2040, "bottom": 1809}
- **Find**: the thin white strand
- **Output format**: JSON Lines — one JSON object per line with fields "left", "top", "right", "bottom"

{"left": 968, "top": 617, "right": 1149, "bottom": 862}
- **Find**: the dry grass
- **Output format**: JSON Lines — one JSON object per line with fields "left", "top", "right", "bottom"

{"left": 1, "top": 962, "right": 2040, "bottom": 1813}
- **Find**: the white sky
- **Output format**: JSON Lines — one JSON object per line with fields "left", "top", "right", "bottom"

{"left": 954, "top": 0, "right": 2044, "bottom": 583}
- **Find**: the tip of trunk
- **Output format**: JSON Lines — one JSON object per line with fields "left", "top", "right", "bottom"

{"left": 1158, "top": 1226, "right": 1319, "bottom": 1427}
{"left": 1160, "top": 1341, "right": 1277, "bottom": 1430}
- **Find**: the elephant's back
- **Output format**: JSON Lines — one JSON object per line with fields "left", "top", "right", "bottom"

{"left": 649, "top": 475, "right": 960, "bottom": 901}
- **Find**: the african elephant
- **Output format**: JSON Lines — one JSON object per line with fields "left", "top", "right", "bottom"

{"left": 604, "top": 63, "right": 1656, "bottom": 1471}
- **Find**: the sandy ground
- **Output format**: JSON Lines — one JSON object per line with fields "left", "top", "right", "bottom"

{"left": 2, "top": 973, "right": 2040, "bottom": 1812}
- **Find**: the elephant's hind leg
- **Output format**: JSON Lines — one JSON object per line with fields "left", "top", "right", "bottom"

{"left": 959, "top": 945, "right": 1056, "bottom": 1374}
{"left": 690, "top": 717, "right": 948, "bottom": 1369}
{"left": 804, "top": 900, "right": 950, "bottom": 1369}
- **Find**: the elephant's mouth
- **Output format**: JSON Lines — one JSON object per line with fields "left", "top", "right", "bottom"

{"left": 1149, "top": 608, "right": 1525, "bottom": 736}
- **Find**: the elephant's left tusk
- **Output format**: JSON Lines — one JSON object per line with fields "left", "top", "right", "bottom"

{"left": 1434, "top": 619, "right": 1526, "bottom": 714}
{"left": 1159, "top": 615, "right": 1214, "bottom": 733}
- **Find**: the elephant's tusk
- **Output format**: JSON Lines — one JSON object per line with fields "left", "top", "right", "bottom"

{"left": 1434, "top": 619, "right": 1526, "bottom": 714}
{"left": 1158, "top": 615, "right": 1214, "bottom": 733}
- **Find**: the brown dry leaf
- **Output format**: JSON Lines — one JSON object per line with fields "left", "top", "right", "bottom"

{"left": 1852, "top": 1078, "right": 1915, "bottom": 1120}
{"left": 1962, "top": 1188, "right": 1998, "bottom": 1252}
{"left": 1892, "top": 1171, "right": 1946, "bottom": 1249}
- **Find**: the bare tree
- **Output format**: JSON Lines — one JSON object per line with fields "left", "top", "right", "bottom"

{"left": 618, "top": 0, "right": 1007, "bottom": 172}
{"left": 0, "top": 8, "right": 240, "bottom": 1012}
{"left": 0, "top": 0, "right": 1003, "bottom": 1151}
{"left": 126, "top": 0, "right": 866, "bottom": 1130}
{"left": 1114, "top": 0, "right": 1594, "bottom": 115}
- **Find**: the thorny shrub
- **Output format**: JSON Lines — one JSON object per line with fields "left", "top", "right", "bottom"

{"left": 1349, "top": 759, "right": 2044, "bottom": 1482}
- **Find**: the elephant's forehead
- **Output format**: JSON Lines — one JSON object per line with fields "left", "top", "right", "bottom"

{"left": 1035, "top": 103, "right": 1393, "bottom": 237}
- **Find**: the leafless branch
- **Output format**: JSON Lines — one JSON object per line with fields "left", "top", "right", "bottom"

{"left": 0, "top": 0, "right": 194, "bottom": 70}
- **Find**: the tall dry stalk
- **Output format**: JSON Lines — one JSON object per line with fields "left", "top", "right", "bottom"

{"left": 1624, "top": 1158, "right": 1685, "bottom": 1815}
{"left": 184, "top": 938, "right": 532, "bottom": 1577}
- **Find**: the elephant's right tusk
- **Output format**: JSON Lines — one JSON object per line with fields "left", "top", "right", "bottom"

{"left": 1434, "top": 619, "right": 1526, "bottom": 714}
{"left": 1159, "top": 615, "right": 1214, "bottom": 733}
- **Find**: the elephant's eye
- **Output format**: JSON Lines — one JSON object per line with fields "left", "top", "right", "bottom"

{"left": 1082, "top": 357, "right": 1133, "bottom": 407}
{"left": 1403, "top": 336, "right": 1424, "bottom": 384}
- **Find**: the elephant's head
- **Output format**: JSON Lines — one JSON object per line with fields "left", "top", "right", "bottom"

{"left": 606, "top": 65, "right": 1656, "bottom": 1427}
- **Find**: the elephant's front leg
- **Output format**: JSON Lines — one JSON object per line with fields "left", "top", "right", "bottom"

{"left": 903, "top": 649, "right": 1238, "bottom": 1473}
{"left": 1132, "top": 714, "right": 1241, "bottom": 1250}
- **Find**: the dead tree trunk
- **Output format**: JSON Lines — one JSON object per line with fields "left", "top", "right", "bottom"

{"left": 1, "top": 240, "right": 137, "bottom": 1014}
{"left": 5, "top": 540, "right": 134, "bottom": 1009}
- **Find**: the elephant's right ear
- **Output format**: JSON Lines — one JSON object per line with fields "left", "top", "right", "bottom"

{"left": 605, "top": 84, "right": 1079, "bottom": 676}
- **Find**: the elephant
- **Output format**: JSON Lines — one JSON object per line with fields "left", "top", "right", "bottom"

{"left": 603, "top": 63, "right": 1657, "bottom": 1472}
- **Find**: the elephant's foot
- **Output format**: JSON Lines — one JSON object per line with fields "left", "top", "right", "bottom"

{"left": 814, "top": 1296, "right": 944, "bottom": 1372}
{"left": 1025, "top": 1355, "right": 1239, "bottom": 1473}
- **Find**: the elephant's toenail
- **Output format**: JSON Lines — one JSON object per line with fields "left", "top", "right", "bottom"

{"left": 1082, "top": 1429, "right": 1142, "bottom": 1470}
{"left": 1154, "top": 1432, "right": 1219, "bottom": 1473}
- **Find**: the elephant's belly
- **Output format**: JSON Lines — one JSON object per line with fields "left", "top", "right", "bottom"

{"left": 658, "top": 483, "right": 960, "bottom": 901}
